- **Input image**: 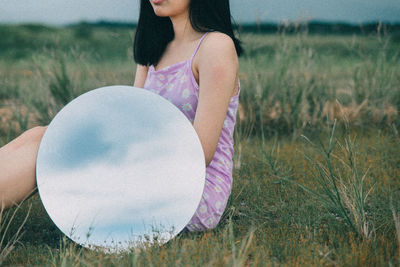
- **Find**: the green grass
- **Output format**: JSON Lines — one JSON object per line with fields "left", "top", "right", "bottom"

{"left": 0, "top": 24, "right": 400, "bottom": 265}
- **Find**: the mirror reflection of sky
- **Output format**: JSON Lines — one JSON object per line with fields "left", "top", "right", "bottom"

{"left": 36, "top": 86, "right": 205, "bottom": 250}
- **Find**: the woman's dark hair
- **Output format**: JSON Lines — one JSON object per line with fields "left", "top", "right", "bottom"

{"left": 134, "top": 0, "right": 244, "bottom": 66}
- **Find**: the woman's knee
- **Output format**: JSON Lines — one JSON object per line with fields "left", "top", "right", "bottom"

{"left": 23, "top": 126, "right": 48, "bottom": 145}
{"left": 2, "top": 126, "right": 48, "bottom": 153}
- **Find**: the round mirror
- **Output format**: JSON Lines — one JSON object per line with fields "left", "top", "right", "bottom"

{"left": 36, "top": 85, "right": 206, "bottom": 252}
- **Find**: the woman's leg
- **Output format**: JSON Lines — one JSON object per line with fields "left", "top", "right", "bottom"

{"left": 0, "top": 126, "right": 47, "bottom": 210}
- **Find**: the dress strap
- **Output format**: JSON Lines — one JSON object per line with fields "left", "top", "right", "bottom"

{"left": 190, "top": 32, "right": 210, "bottom": 61}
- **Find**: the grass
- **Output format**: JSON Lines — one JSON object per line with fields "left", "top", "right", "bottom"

{"left": 283, "top": 119, "right": 376, "bottom": 240}
{"left": 0, "top": 23, "right": 399, "bottom": 265}
{"left": 0, "top": 203, "right": 31, "bottom": 265}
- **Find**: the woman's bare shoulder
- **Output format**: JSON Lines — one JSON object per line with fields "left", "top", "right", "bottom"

{"left": 201, "top": 31, "right": 237, "bottom": 56}
{"left": 196, "top": 31, "right": 238, "bottom": 75}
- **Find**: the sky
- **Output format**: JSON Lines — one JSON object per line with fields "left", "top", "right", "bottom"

{"left": 0, "top": 0, "right": 399, "bottom": 25}
{"left": 36, "top": 86, "right": 206, "bottom": 249}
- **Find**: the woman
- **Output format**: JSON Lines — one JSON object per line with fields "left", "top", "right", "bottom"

{"left": 0, "top": 0, "right": 243, "bottom": 233}
{"left": 134, "top": 0, "right": 243, "bottom": 232}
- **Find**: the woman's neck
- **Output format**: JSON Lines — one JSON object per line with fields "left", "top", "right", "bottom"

{"left": 169, "top": 11, "right": 200, "bottom": 44}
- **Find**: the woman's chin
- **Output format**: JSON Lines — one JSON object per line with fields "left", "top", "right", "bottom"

{"left": 154, "top": 13, "right": 169, "bottom": 17}
{"left": 152, "top": 9, "right": 170, "bottom": 17}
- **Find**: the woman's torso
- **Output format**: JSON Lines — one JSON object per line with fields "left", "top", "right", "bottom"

{"left": 141, "top": 31, "right": 241, "bottom": 229}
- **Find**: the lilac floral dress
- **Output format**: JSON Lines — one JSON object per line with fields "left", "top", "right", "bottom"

{"left": 142, "top": 31, "right": 241, "bottom": 232}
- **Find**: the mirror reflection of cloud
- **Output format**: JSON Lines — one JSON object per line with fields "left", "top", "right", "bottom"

{"left": 39, "top": 86, "right": 185, "bottom": 172}
{"left": 40, "top": 125, "right": 203, "bottom": 215}
{"left": 40, "top": 135, "right": 204, "bottom": 247}
{"left": 37, "top": 86, "right": 205, "bottom": 248}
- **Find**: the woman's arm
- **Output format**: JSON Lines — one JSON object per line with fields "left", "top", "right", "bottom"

{"left": 133, "top": 64, "right": 149, "bottom": 88}
{"left": 193, "top": 32, "right": 239, "bottom": 167}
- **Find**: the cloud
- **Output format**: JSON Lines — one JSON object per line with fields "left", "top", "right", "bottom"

{"left": 1, "top": 0, "right": 400, "bottom": 24}
{"left": 0, "top": 0, "right": 140, "bottom": 25}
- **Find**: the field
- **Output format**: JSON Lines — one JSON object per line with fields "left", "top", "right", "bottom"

{"left": 1, "top": 24, "right": 400, "bottom": 266}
